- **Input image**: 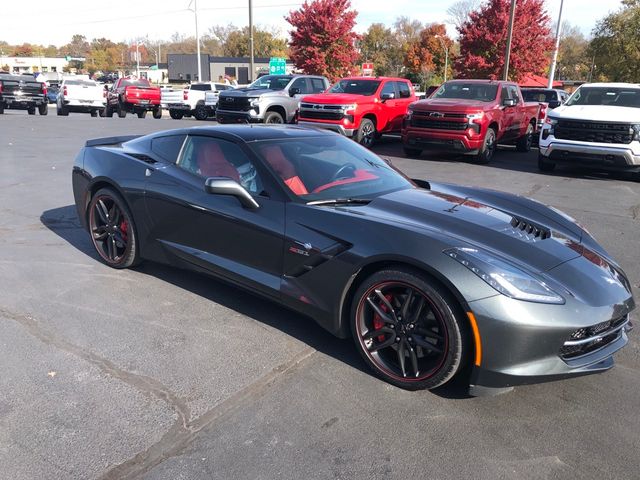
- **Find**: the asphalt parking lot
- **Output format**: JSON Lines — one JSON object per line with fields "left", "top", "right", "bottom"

{"left": 1, "top": 111, "right": 639, "bottom": 480}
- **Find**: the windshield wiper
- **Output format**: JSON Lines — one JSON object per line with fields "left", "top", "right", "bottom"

{"left": 307, "top": 198, "right": 372, "bottom": 206}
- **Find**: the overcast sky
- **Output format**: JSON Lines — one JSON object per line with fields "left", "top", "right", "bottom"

{"left": 1, "top": 0, "right": 623, "bottom": 47}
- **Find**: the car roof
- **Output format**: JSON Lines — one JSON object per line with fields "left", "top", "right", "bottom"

{"left": 578, "top": 82, "right": 640, "bottom": 89}
{"left": 147, "top": 125, "right": 335, "bottom": 143}
{"left": 339, "top": 76, "right": 408, "bottom": 82}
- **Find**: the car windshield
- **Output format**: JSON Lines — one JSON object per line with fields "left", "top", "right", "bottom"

{"left": 328, "top": 79, "right": 381, "bottom": 95}
{"left": 247, "top": 75, "right": 292, "bottom": 91}
{"left": 432, "top": 82, "right": 498, "bottom": 102}
{"left": 250, "top": 135, "right": 414, "bottom": 202}
{"left": 565, "top": 87, "right": 640, "bottom": 108}
{"left": 521, "top": 90, "right": 557, "bottom": 103}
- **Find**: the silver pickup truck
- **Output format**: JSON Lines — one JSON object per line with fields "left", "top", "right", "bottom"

{"left": 215, "top": 74, "right": 329, "bottom": 124}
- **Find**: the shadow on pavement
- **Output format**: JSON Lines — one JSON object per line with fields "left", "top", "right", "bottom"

{"left": 40, "top": 204, "right": 473, "bottom": 401}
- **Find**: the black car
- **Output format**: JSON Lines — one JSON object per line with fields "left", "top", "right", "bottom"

{"left": 0, "top": 73, "right": 48, "bottom": 115}
{"left": 72, "top": 126, "right": 635, "bottom": 395}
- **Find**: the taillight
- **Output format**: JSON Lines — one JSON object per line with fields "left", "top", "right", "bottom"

{"left": 42, "top": 85, "right": 47, "bottom": 96}
{"left": 0, "top": 83, "right": 3, "bottom": 94}
{"left": 63, "top": 86, "right": 68, "bottom": 96}
{"left": 183, "top": 90, "right": 189, "bottom": 101}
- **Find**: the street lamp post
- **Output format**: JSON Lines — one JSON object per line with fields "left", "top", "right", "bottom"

{"left": 547, "top": 0, "right": 564, "bottom": 88}
{"left": 503, "top": 0, "right": 517, "bottom": 80}
{"left": 136, "top": 40, "right": 140, "bottom": 78}
{"left": 249, "top": 0, "right": 254, "bottom": 83}
{"left": 188, "top": 0, "right": 202, "bottom": 82}
{"left": 434, "top": 35, "right": 449, "bottom": 82}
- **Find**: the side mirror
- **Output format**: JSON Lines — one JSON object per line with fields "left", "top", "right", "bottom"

{"left": 502, "top": 98, "right": 516, "bottom": 107}
{"left": 289, "top": 87, "right": 301, "bottom": 97}
{"left": 548, "top": 100, "right": 561, "bottom": 108}
{"left": 204, "top": 177, "right": 259, "bottom": 210}
{"left": 380, "top": 92, "right": 395, "bottom": 101}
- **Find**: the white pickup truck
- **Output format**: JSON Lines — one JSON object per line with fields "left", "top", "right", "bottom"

{"left": 56, "top": 78, "right": 106, "bottom": 117}
{"left": 538, "top": 82, "right": 640, "bottom": 175}
{"left": 162, "top": 82, "right": 234, "bottom": 120}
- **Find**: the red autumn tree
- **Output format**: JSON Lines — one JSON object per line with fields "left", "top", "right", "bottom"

{"left": 286, "top": 0, "right": 359, "bottom": 80}
{"left": 455, "top": 0, "right": 555, "bottom": 81}
{"left": 404, "top": 23, "right": 454, "bottom": 81}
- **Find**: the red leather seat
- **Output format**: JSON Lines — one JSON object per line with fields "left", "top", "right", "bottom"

{"left": 196, "top": 141, "right": 240, "bottom": 182}
{"left": 260, "top": 145, "right": 308, "bottom": 195}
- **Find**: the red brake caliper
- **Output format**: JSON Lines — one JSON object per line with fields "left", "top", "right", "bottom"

{"left": 372, "top": 294, "right": 393, "bottom": 342}
{"left": 119, "top": 220, "right": 128, "bottom": 242}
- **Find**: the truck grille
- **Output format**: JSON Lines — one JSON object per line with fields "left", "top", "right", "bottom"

{"left": 560, "top": 315, "right": 629, "bottom": 360}
{"left": 410, "top": 118, "right": 468, "bottom": 130}
{"left": 217, "top": 96, "right": 252, "bottom": 112}
{"left": 555, "top": 120, "right": 634, "bottom": 144}
{"left": 299, "top": 103, "right": 345, "bottom": 121}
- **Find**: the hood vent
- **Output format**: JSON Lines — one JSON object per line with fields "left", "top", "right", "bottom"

{"left": 507, "top": 216, "right": 551, "bottom": 241}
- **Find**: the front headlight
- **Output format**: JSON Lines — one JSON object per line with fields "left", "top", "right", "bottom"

{"left": 249, "top": 97, "right": 260, "bottom": 107}
{"left": 444, "top": 247, "right": 565, "bottom": 304}
{"left": 632, "top": 124, "right": 640, "bottom": 141}
{"left": 341, "top": 103, "right": 357, "bottom": 113}
{"left": 545, "top": 116, "right": 558, "bottom": 126}
{"left": 465, "top": 112, "right": 483, "bottom": 121}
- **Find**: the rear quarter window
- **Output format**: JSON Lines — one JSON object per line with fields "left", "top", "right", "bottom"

{"left": 151, "top": 135, "right": 187, "bottom": 163}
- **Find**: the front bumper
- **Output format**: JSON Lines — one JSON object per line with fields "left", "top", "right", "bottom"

{"left": 63, "top": 99, "right": 105, "bottom": 109}
{"left": 401, "top": 127, "right": 483, "bottom": 154}
{"left": 216, "top": 110, "right": 262, "bottom": 124}
{"left": 467, "top": 290, "right": 635, "bottom": 396}
{"left": 539, "top": 139, "right": 640, "bottom": 170}
{"left": 2, "top": 95, "right": 47, "bottom": 108}
{"left": 167, "top": 103, "right": 192, "bottom": 112}
{"left": 297, "top": 120, "right": 355, "bottom": 137}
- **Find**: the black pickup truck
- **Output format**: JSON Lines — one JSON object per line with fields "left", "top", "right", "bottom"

{"left": 0, "top": 74, "right": 48, "bottom": 115}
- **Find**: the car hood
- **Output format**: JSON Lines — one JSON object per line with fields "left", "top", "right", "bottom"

{"left": 219, "top": 88, "right": 286, "bottom": 98}
{"left": 550, "top": 105, "right": 640, "bottom": 122}
{"left": 346, "top": 184, "right": 611, "bottom": 273}
{"left": 301, "top": 93, "right": 370, "bottom": 104}
{"left": 414, "top": 98, "right": 494, "bottom": 111}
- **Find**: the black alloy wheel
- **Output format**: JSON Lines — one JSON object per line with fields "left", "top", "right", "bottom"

{"left": 516, "top": 123, "right": 534, "bottom": 152}
{"left": 169, "top": 110, "right": 183, "bottom": 120}
{"left": 264, "top": 111, "right": 284, "bottom": 124}
{"left": 356, "top": 118, "right": 376, "bottom": 148}
{"left": 351, "top": 269, "right": 467, "bottom": 390}
{"left": 475, "top": 127, "right": 496, "bottom": 164}
{"left": 88, "top": 188, "right": 139, "bottom": 269}
{"left": 194, "top": 103, "right": 208, "bottom": 120}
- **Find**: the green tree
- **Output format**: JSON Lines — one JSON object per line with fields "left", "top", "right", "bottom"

{"left": 589, "top": 0, "right": 640, "bottom": 82}
{"left": 555, "top": 22, "right": 591, "bottom": 81}
{"left": 358, "top": 23, "right": 401, "bottom": 76}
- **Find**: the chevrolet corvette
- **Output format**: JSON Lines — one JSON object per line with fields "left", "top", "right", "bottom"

{"left": 72, "top": 125, "right": 635, "bottom": 395}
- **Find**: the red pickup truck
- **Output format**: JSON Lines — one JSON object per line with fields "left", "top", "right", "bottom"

{"left": 298, "top": 77, "right": 416, "bottom": 148}
{"left": 401, "top": 80, "right": 541, "bottom": 162}
{"left": 105, "top": 77, "right": 162, "bottom": 119}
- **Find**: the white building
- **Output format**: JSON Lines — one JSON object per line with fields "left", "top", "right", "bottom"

{"left": 0, "top": 56, "right": 69, "bottom": 75}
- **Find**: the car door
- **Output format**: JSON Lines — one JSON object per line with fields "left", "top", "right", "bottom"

{"left": 392, "top": 80, "right": 414, "bottom": 131}
{"left": 379, "top": 80, "right": 398, "bottom": 132}
{"left": 143, "top": 134, "right": 286, "bottom": 298}
{"left": 499, "top": 85, "right": 517, "bottom": 140}
{"left": 508, "top": 84, "right": 525, "bottom": 138}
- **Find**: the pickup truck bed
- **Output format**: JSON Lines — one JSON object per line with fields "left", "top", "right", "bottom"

{"left": 57, "top": 78, "right": 105, "bottom": 116}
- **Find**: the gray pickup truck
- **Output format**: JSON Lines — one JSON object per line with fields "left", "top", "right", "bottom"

{"left": 216, "top": 74, "right": 329, "bottom": 124}
{"left": 0, "top": 73, "right": 49, "bottom": 115}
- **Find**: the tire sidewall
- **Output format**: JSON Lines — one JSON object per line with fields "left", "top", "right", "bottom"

{"left": 356, "top": 118, "right": 376, "bottom": 148}
{"left": 264, "top": 111, "right": 284, "bottom": 124}
{"left": 350, "top": 268, "right": 467, "bottom": 390}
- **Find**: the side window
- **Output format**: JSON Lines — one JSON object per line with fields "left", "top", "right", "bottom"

{"left": 500, "top": 86, "right": 510, "bottom": 102}
{"left": 310, "top": 78, "right": 326, "bottom": 93}
{"left": 380, "top": 81, "right": 396, "bottom": 98}
{"left": 290, "top": 77, "right": 309, "bottom": 94}
{"left": 151, "top": 135, "right": 186, "bottom": 163}
{"left": 395, "top": 81, "right": 412, "bottom": 98}
{"left": 177, "top": 136, "right": 263, "bottom": 194}
{"left": 508, "top": 85, "right": 521, "bottom": 102}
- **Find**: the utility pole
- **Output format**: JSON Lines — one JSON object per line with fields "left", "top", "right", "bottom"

{"left": 189, "top": 0, "right": 202, "bottom": 82}
{"left": 249, "top": 0, "right": 254, "bottom": 83}
{"left": 435, "top": 35, "right": 449, "bottom": 82}
{"left": 136, "top": 40, "right": 140, "bottom": 77}
{"left": 503, "top": 0, "right": 517, "bottom": 81}
{"left": 547, "top": 0, "right": 564, "bottom": 88}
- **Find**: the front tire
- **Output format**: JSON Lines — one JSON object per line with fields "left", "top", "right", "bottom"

{"left": 474, "top": 127, "right": 496, "bottom": 164}
{"left": 351, "top": 268, "right": 468, "bottom": 390}
{"left": 194, "top": 103, "right": 208, "bottom": 120}
{"left": 88, "top": 188, "right": 140, "bottom": 269}
{"left": 264, "top": 110, "right": 284, "bottom": 124}
{"left": 516, "top": 122, "right": 534, "bottom": 152}
{"left": 38, "top": 104, "right": 48, "bottom": 115}
{"left": 355, "top": 118, "right": 376, "bottom": 148}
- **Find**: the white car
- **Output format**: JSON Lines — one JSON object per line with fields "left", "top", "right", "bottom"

{"left": 163, "top": 82, "right": 233, "bottom": 120}
{"left": 56, "top": 78, "right": 106, "bottom": 117}
{"left": 538, "top": 82, "right": 640, "bottom": 175}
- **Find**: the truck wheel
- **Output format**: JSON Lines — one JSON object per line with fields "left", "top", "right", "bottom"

{"left": 38, "top": 104, "right": 48, "bottom": 116}
{"left": 0, "top": 103, "right": 4, "bottom": 114}
{"left": 90, "top": 110, "right": 98, "bottom": 117}
{"left": 153, "top": 107, "right": 162, "bottom": 119}
{"left": 403, "top": 146, "right": 422, "bottom": 158}
{"left": 57, "top": 105, "right": 69, "bottom": 116}
{"left": 27, "top": 106, "right": 36, "bottom": 115}
{"left": 117, "top": 101, "right": 126, "bottom": 118}
{"left": 474, "top": 127, "right": 496, "bottom": 164}
{"left": 194, "top": 103, "right": 208, "bottom": 120}
{"left": 516, "top": 123, "right": 534, "bottom": 152}
{"left": 105, "top": 104, "right": 114, "bottom": 117}
{"left": 169, "top": 110, "right": 184, "bottom": 120}
{"left": 99, "top": 108, "right": 106, "bottom": 117}
{"left": 537, "top": 153, "right": 556, "bottom": 172}
{"left": 264, "top": 111, "right": 284, "bottom": 124}
{"left": 356, "top": 118, "right": 376, "bottom": 148}
{"left": 137, "top": 110, "right": 147, "bottom": 119}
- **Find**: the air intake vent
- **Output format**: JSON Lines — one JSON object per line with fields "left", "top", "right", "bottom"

{"left": 509, "top": 217, "right": 551, "bottom": 240}
{"left": 129, "top": 153, "right": 157, "bottom": 164}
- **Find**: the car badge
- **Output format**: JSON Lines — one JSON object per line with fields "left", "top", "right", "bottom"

{"left": 314, "top": 104, "right": 322, "bottom": 110}
{"left": 226, "top": 97, "right": 234, "bottom": 102}
{"left": 429, "top": 112, "right": 444, "bottom": 118}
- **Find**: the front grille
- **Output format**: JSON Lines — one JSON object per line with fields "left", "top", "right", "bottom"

{"left": 300, "top": 104, "right": 345, "bottom": 121}
{"left": 555, "top": 120, "right": 634, "bottom": 144}
{"left": 217, "top": 96, "right": 252, "bottom": 112}
{"left": 410, "top": 117, "right": 468, "bottom": 130}
{"left": 560, "top": 315, "right": 629, "bottom": 359}
{"left": 507, "top": 217, "right": 551, "bottom": 240}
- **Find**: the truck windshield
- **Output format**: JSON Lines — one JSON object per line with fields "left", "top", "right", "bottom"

{"left": 432, "top": 82, "right": 498, "bottom": 102}
{"left": 328, "top": 80, "right": 381, "bottom": 95}
{"left": 565, "top": 87, "right": 640, "bottom": 108}
{"left": 248, "top": 75, "right": 293, "bottom": 91}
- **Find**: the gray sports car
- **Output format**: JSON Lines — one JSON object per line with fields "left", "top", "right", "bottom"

{"left": 72, "top": 125, "right": 635, "bottom": 395}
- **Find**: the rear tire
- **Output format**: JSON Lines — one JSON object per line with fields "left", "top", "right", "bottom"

{"left": 516, "top": 122, "right": 534, "bottom": 152}
{"left": 137, "top": 110, "right": 147, "bottom": 119}
{"left": 117, "top": 100, "right": 126, "bottom": 118}
{"left": 356, "top": 118, "right": 376, "bottom": 148}
{"left": 403, "top": 146, "right": 422, "bottom": 158}
{"left": 351, "top": 268, "right": 468, "bottom": 390}
{"left": 57, "top": 104, "right": 69, "bottom": 116}
{"left": 105, "top": 104, "right": 114, "bottom": 117}
{"left": 38, "top": 104, "right": 48, "bottom": 115}
{"left": 169, "top": 109, "right": 184, "bottom": 120}
{"left": 152, "top": 107, "right": 162, "bottom": 119}
{"left": 90, "top": 109, "right": 98, "bottom": 117}
{"left": 99, "top": 108, "right": 106, "bottom": 117}
{"left": 474, "top": 127, "right": 496, "bottom": 164}
{"left": 538, "top": 153, "right": 556, "bottom": 172}
{"left": 194, "top": 103, "right": 208, "bottom": 120}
